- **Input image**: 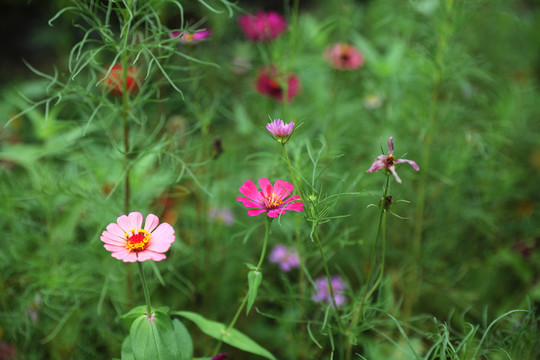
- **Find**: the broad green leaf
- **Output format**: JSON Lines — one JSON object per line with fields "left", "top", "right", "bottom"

{"left": 130, "top": 310, "right": 180, "bottom": 360}
{"left": 121, "top": 335, "right": 135, "bottom": 360}
{"left": 173, "top": 311, "right": 276, "bottom": 360}
{"left": 120, "top": 306, "right": 147, "bottom": 327}
{"left": 247, "top": 270, "right": 263, "bottom": 315}
{"left": 173, "top": 319, "right": 193, "bottom": 360}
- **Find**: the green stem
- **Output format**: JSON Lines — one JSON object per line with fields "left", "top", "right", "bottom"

{"left": 282, "top": 144, "right": 304, "bottom": 200}
{"left": 213, "top": 219, "right": 272, "bottom": 354}
{"left": 346, "top": 173, "right": 390, "bottom": 360}
{"left": 137, "top": 262, "right": 152, "bottom": 317}
{"left": 313, "top": 227, "right": 345, "bottom": 332}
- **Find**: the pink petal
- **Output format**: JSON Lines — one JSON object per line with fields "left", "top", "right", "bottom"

{"left": 151, "top": 223, "right": 175, "bottom": 243}
{"left": 104, "top": 243, "right": 125, "bottom": 252}
{"left": 273, "top": 180, "right": 293, "bottom": 198}
{"left": 117, "top": 215, "right": 131, "bottom": 232}
{"left": 281, "top": 194, "right": 300, "bottom": 205}
{"left": 267, "top": 209, "right": 282, "bottom": 218}
{"left": 128, "top": 212, "right": 143, "bottom": 230}
{"left": 101, "top": 232, "right": 126, "bottom": 245}
{"left": 395, "top": 158, "right": 420, "bottom": 171}
{"left": 387, "top": 137, "right": 394, "bottom": 155}
{"left": 123, "top": 252, "right": 138, "bottom": 262}
{"left": 144, "top": 214, "right": 160, "bottom": 232}
{"left": 366, "top": 156, "right": 386, "bottom": 173}
{"left": 239, "top": 180, "right": 263, "bottom": 201}
{"left": 388, "top": 166, "right": 402, "bottom": 184}
{"left": 144, "top": 252, "right": 166, "bottom": 262}
{"left": 283, "top": 202, "right": 304, "bottom": 212}
{"left": 107, "top": 223, "right": 125, "bottom": 237}
{"left": 259, "top": 178, "right": 272, "bottom": 197}
{"left": 237, "top": 196, "right": 264, "bottom": 209}
{"left": 111, "top": 248, "right": 131, "bottom": 261}
{"left": 247, "top": 209, "right": 267, "bottom": 216}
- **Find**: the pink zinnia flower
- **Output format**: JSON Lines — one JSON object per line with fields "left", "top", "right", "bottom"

{"left": 170, "top": 29, "right": 212, "bottom": 44}
{"left": 255, "top": 66, "right": 300, "bottom": 103}
{"left": 238, "top": 10, "right": 287, "bottom": 42}
{"left": 269, "top": 244, "right": 300, "bottom": 272}
{"left": 312, "top": 276, "right": 348, "bottom": 307}
{"left": 324, "top": 43, "right": 364, "bottom": 70}
{"left": 237, "top": 178, "right": 304, "bottom": 218}
{"left": 100, "top": 212, "right": 175, "bottom": 262}
{"left": 266, "top": 119, "right": 294, "bottom": 143}
{"left": 366, "top": 137, "right": 419, "bottom": 184}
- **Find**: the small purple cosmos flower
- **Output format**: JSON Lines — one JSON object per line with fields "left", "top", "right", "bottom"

{"left": 266, "top": 119, "right": 294, "bottom": 144}
{"left": 269, "top": 244, "right": 300, "bottom": 272}
{"left": 170, "top": 29, "right": 212, "bottom": 44}
{"left": 312, "top": 276, "right": 348, "bottom": 307}
{"left": 366, "top": 137, "right": 419, "bottom": 184}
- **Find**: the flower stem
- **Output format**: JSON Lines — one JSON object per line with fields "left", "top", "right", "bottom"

{"left": 213, "top": 218, "right": 272, "bottom": 355}
{"left": 313, "top": 227, "right": 345, "bottom": 332}
{"left": 346, "top": 173, "right": 390, "bottom": 360}
{"left": 282, "top": 144, "right": 303, "bottom": 200}
{"left": 137, "top": 262, "right": 152, "bottom": 317}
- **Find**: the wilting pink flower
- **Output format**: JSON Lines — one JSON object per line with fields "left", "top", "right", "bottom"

{"left": 101, "top": 212, "right": 175, "bottom": 262}
{"left": 269, "top": 244, "right": 300, "bottom": 271}
{"left": 256, "top": 66, "right": 300, "bottom": 103}
{"left": 208, "top": 206, "right": 235, "bottom": 226}
{"left": 266, "top": 119, "right": 294, "bottom": 143}
{"left": 324, "top": 43, "right": 364, "bottom": 70}
{"left": 312, "top": 276, "right": 348, "bottom": 307}
{"left": 237, "top": 178, "right": 304, "bottom": 218}
{"left": 238, "top": 10, "right": 287, "bottom": 41}
{"left": 366, "top": 137, "right": 419, "bottom": 184}
{"left": 170, "top": 29, "right": 212, "bottom": 44}
{"left": 212, "top": 354, "right": 228, "bottom": 360}
{"left": 102, "top": 64, "right": 140, "bottom": 96}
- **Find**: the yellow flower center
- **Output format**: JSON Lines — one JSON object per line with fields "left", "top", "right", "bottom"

{"left": 125, "top": 229, "right": 151, "bottom": 252}
{"left": 264, "top": 193, "right": 283, "bottom": 210}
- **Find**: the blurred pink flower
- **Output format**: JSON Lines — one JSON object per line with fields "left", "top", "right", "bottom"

{"left": 0, "top": 342, "right": 17, "bottom": 360}
{"left": 312, "top": 276, "right": 348, "bottom": 307}
{"left": 238, "top": 10, "right": 287, "bottom": 41}
{"left": 269, "top": 244, "right": 300, "bottom": 271}
{"left": 366, "top": 137, "right": 419, "bottom": 184}
{"left": 324, "top": 43, "right": 364, "bottom": 70}
{"left": 255, "top": 66, "right": 300, "bottom": 103}
{"left": 170, "top": 29, "right": 212, "bottom": 44}
{"left": 100, "top": 212, "right": 175, "bottom": 262}
{"left": 102, "top": 64, "right": 140, "bottom": 96}
{"left": 211, "top": 354, "right": 228, "bottom": 360}
{"left": 266, "top": 119, "right": 294, "bottom": 143}
{"left": 237, "top": 178, "right": 304, "bottom": 218}
{"left": 208, "top": 206, "right": 235, "bottom": 226}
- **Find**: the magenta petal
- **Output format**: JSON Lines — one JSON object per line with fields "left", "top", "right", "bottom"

{"left": 247, "top": 209, "right": 267, "bottom": 216}
{"left": 273, "top": 180, "right": 293, "bottom": 198}
{"left": 239, "top": 180, "right": 263, "bottom": 201}
{"left": 267, "top": 210, "right": 280, "bottom": 218}
{"left": 259, "top": 178, "right": 272, "bottom": 196}
{"left": 366, "top": 156, "right": 386, "bottom": 173}
{"left": 144, "top": 214, "right": 160, "bottom": 232}
{"left": 387, "top": 137, "right": 394, "bottom": 154}
{"left": 281, "top": 194, "right": 300, "bottom": 205}
{"left": 237, "top": 196, "right": 264, "bottom": 209}
{"left": 283, "top": 202, "right": 304, "bottom": 212}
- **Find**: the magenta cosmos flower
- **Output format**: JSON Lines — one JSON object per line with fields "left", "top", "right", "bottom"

{"left": 256, "top": 66, "right": 300, "bottom": 103}
{"left": 312, "top": 276, "right": 348, "bottom": 307}
{"left": 238, "top": 10, "right": 287, "bottom": 41}
{"left": 269, "top": 244, "right": 300, "bottom": 272}
{"left": 324, "top": 43, "right": 364, "bottom": 70}
{"left": 366, "top": 137, "right": 419, "bottom": 183}
{"left": 100, "top": 212, "right": 175, "bottom": 262}
{"left": 237, "top": 178, "right": 304, "bottom": 218}
{"left": 266, "top": 119, "right": 294, "bottom": 143}
{"left": 170, "top": 29, "right": 212, "bottom": 44}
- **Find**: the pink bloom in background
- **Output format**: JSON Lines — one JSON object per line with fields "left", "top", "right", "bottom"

{"left": 366, "top": 137, "right": 419, "bottom": 184}
{"left": 266, "top": 119, "right": 294, "bottom": 143}
{"left": 101, "top": 212, "right": 175, "bottom": 262}
{"left": 269, "top": 244, "right": 300, "bottom": 271}
{"left": 211, "top": 353, "right": 228, "bottom": 360}
{"left": 238, "top": 10, "right": 287, "bottom": 42}
{"left": 208, "top": 206, "right": 235, "bottom": 226}
{"left": 170, "top": 29, "right": 212, "bottom": 44}
{"left": 312, "top": 276, "right": 348, "bottom": 307}
{"left": 255, "top": 66, "right": 300, "bottom": 103}
{"left": 237, "top": 178, "right": 304, "bottom": 218}
{"left": 0, "top": 341, "right": 17, "bottom": 360}
{"left": 324, "top": 43, "right": 364, "bottom": 70}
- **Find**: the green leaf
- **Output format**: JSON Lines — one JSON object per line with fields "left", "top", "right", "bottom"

{"left": 121, "top": 335, "right": 135, "bottom": 360}
{"left": 173, "top": 319, "right": 193, "bottom": 360}
{"left": 130, "top": 310, "right": 180, "bottom": 360}
{"left": 121, "top": 306, "right": 147, "bottom": 327}
{"left": 247, "top": 270, "right": 263, "bottom": 315}
{"left": 173, "top": 311, "right": 276, "bottom": 360}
